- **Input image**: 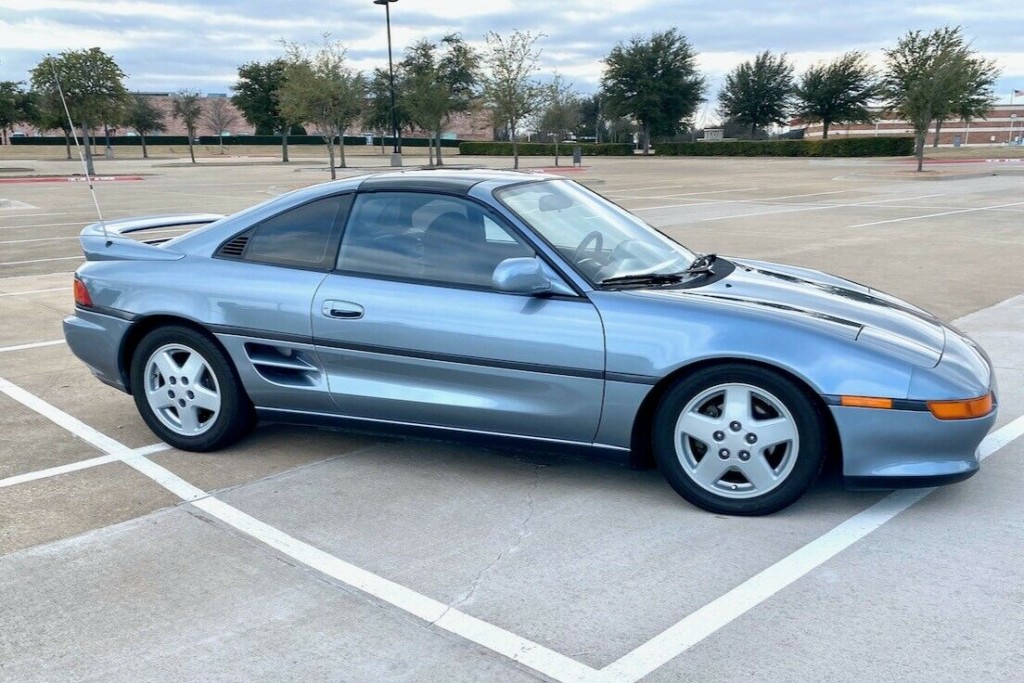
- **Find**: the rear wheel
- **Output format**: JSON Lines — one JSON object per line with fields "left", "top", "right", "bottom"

{"left": 653, "top": 364, "right": 827, "bottom": 515}
{"left": 130, "top": 326, "right": 254, "bottom": 451}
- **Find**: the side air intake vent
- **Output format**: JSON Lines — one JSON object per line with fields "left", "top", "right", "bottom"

{"left": 218, "top": 232, "right": 251, "bottom": 258}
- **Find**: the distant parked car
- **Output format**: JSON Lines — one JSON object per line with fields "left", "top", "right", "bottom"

{"left": 63, "top": 170, "right": 996, "bottom": 514}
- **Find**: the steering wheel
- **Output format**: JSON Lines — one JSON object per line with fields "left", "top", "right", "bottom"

{"left": 572, "top": 230, "right": 604, "bottom": 263}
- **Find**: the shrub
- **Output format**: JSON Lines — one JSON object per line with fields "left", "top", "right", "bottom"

{"left": 459, "top": 141, "right": 634, "bottom": 156}
{"left": 654, "top": 137, "right": 914, "bottom": 157}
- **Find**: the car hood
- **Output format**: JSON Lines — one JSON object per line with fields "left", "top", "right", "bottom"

{"left": 627, "top": 257, "right": 946, "bottom": 356}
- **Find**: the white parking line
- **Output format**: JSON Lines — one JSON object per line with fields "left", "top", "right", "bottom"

{"left": 696, "top": 193, "right": 946, "bottom": 223}
{"left": 0, "top": 339, "right": 65, "bottom": 353}
{"left": 0, "top": 255, "right": 83, "bottom": 266}
{"left": 0, "top": 443, "right": 170, "bottom": 489}
{"left": 635, "top": 190, "right": 851, "bottom": 213}
{"left": 612, "top": 187, "right": 759, "bottom": 200}
{"left": 850, "top": 199, "right": 1024, "bottom": 228}
{"left": 0, "top": 287, "right": 66, "bottom": 297}
{"left": 0, "top": 375, "right": 601, "bottom": 683}
{"left": 600, "top": 414, "right": 1024, "bottom": 683}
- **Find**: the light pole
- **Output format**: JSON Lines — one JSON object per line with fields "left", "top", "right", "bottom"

{"left": 373, "top": 0, "right": 401, "bottom": 167}
{"left": 1011, "top": 114, "right": 1018, "bottom": 145}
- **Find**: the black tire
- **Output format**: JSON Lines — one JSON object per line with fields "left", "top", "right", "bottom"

{"left": 652, "top": 364, "right": 827, "bottom": 516}
{"left": 130, "top": 325, "right": 254, "bottom": 451}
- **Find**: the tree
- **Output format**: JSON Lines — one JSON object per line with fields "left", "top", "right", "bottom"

{"left": 793, "top": 52, "right": 878, "bottom": 139}
{"left": 578, "top": 93, "right": 604, "bottom": 143}
{"left": 539, "top": 74, "right": 580, "bottom": 165}
{"left": 29, "top": 48, "right": 129, "bottom": 175}
{"left": 204, "top": 96, "right": 238, "bottom": 154}
{"left": 124, "top": 94, "right": 165, "bottom": 159}
{"left": 482, "top": 30, "right": 547, "bottom": 169}
{"left": 931, "top": 48, "right": 998, "bottom": 147}
{"left": 400, "top": 34, "right": 480, "bottom": 166}
{"left": 0, "top": 81, "right": 26, "bottom": 144}
{"left": 280, "top": 38, "right": 366, "bottom": 179}
{"left": 27, "top": 92, "right": 74, "bottom": 158}
{"left": 718, "top": 50, "right": 794, "bottom": 138}
{"left": 602, "top": 29, "right": 706, "bottom": 154}
{"left": 232, "top": 59, "right": 292, "bottom": 162}
{"left": 171, "top": 89, "right": 203, "bottom": 164}
{"left": 882, "top": 27, "right": 999, "bottom": 170}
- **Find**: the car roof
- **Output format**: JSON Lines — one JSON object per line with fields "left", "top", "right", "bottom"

{"left": 355, "top": 168, "right": 557, "bottom": 195}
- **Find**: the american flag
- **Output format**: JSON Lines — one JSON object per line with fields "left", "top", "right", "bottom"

{"left": 1016, "top": 89, "right": 1024, "bottom": 97}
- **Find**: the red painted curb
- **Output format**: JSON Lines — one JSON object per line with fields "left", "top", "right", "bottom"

{"left": 0, "top": 175, "right": 145, "bottom": 184}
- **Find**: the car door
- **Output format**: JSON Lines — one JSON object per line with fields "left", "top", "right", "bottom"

{"left": 311, "top": 190, "right": 606, "bottom": 443}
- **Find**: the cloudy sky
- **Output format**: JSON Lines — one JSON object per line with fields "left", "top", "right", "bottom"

{"left": 1, "top": 0, "right": 1022, "bottom": 115}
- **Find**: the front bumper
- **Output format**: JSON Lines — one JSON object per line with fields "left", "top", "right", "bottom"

{"left": 63, "top": 309, "right": 133, "bottom": 392}
{"left": 831, "top": 404, "right": 996, "bottom": 488}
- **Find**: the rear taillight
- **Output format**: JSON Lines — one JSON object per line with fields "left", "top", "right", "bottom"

{"left": 73, "top": 277, "right": 93, "bottom": 307}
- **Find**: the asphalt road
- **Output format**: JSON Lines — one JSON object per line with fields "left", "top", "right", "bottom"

{"left": 1, "top": 153, "right": 1022, "bottom": 682}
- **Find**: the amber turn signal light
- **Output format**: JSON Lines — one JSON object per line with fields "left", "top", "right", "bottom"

{"left": 927, "top": 393, "right": 994, "bottom": 420}
{"left": 840, "top": 395, "right": 893, "bottom": 409}
{"left": 73, "top": 277, "right": 93, "bottom": 307}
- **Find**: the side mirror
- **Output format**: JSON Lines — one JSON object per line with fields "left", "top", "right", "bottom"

{"left": 492, "top": 257, "right": 552, "bottom": 295}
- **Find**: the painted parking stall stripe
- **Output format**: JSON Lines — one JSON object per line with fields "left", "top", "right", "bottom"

{"left": 600, "top": 413, "right": 1024, "bottom": 683}
{"left": 0, "top": 339, "right": 65, "bottom": 353}
{"left": 0, "top": 374, "right": 603, "bottom": 683}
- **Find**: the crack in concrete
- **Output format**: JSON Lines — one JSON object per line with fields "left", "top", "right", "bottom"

{"left": 431, "top": 462, "right": 543, "bottom": 626}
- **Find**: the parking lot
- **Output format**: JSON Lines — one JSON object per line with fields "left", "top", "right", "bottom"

{"left": 2, "top": 153, "right": 1023, "bottom": 682}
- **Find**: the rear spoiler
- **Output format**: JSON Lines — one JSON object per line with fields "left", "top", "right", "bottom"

{"left": 80, "top": 213, "right": 224, "bottom": 262}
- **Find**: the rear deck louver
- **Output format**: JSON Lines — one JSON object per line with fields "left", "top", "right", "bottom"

{"left": 218, "top": 233, "right": 250, "bottom": 258}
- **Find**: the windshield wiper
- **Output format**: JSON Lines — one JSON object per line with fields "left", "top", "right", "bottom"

{"left": 598, "top": 272, "right": 687, "bottom": 287}
{"left": 681, "top": 252, "right": 717, "bottom": 275}
{"left": 598, "top": 253, "right": 719, "bottom": 288}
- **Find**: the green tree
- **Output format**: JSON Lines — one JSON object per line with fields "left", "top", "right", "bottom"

{"left": 171, "top": 89, "right": 203, "bottom": 164}
{"left": 0, "top": 81, "right": 26, "bottom": 144}
{"left": 30, "top": 48, "right": 129, "bottom": 175}
{"left": 539, "top": 73, "right": 580, "bottom": 165}
{"left": 27, "top": 92, "right": 74, "bottom": 159}
{"left": 400, "top": 34, "right": 480, "bottom": 166}
{"left": 280, "top": 38, "right": 366, "bottom": 179}
{"left": 882, "top": 27, "right": 998, "bottom": 170}
{"left": 231, "top": 59, "right": 292, "bottom": 162}
{"left": 793, "top": 52, "right": 878, "bottom": 139}
{"left": 718, "top": 50, "right": 794, "bottom": 138}
{"left": 366, "top": 67, "right": 417, "bottom": 154}
{"left": 482, "top": 30, "right": 547, "bottom": 169}
{"left": 124, "top": 94, "right": 165, "bottom": 159}
{"left": 578, "top": 93, "right": 604, "bottom": 143}
{"left": 930, "top": 47, "right": 998, "bottom": 147}
{"left": 602, "top": 29, "right": 706, "bottom": 154}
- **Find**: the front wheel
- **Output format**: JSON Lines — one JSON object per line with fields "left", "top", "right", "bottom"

{"left": 130, "top": 325, "right": 254, "bottom": 451}
{"left": 653, "top": 365, "right": 827, "bottom": 515}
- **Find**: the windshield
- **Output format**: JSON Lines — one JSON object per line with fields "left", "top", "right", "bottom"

{"left": 496, "top": 180, "right": 696, "bottom": 284}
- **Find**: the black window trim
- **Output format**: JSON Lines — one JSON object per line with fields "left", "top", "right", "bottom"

{"left": 213, "top": 191, "right": 354, "bottom": 273}
{"left": 333, "top": 188, "right": 588, "bottom": 298}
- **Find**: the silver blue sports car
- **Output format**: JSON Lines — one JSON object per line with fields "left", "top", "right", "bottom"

{"left": 63, "top": 170, "right": 997, "bottom": 514}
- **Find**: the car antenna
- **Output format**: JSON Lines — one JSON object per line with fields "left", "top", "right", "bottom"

{"left": 47, "top": 54, "right": 110, "bottom": 245}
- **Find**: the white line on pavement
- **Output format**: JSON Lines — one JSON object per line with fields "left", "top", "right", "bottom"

{"left": 635, "top": 189, "right": 851, "bottom": 213}
{"left": 0, "top": 287, "right": 66, "bottom": 297}
{"left": 0, "top": 255, "right": 83, "bottom": 266}
{"left": 612, "top": 187, "right": 759, "bottom": 200}
{"left": 0, "top": 374, "right": 602, "bottom": 683}
{"left": 849, "top": 200, "right": 1024, "bottom": 228}
{"left": 0, "top": 339, "right": 65, "bottom": 353}
{"left": 599, "top": 414, "right": 1024, "bottom": 683}
{"left": 0, "top": 443, "right": 170, "bottom": 489}
{"left": 696, "top": 192, "right": 946, "bottom": 223}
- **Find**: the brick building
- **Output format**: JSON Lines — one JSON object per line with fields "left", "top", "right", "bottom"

{"left": 16, "top": 92, "right": 493, "bottom": 141}
{"left": 796, "top": 104, "right": 1024, "bottom": 146}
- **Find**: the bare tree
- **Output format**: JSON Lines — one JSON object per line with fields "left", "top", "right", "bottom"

{"left": 204, "top": 96, "right": 238, "bottom": 154}
{"left": 171, "top": 89, "right": 203, "bottom": 164}
{"left": 279, "top": 37, "right": 366, "bottom": 179}
{"left": 540, "top": 73, "right": 580, "bottom": 166}
{"left": 482, "top": 30, "right": 546, "bottom": 169}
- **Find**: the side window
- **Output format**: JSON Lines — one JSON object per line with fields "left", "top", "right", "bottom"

{"left": 337, "top": 192, "right": 533, "bottom": 288}
{"left": 244, "top": 194, "right": 352, "bottom": 269}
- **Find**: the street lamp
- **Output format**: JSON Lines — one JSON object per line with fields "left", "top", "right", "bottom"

{"left": 373, "top": 0, "right": 401, "bottom": 167}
